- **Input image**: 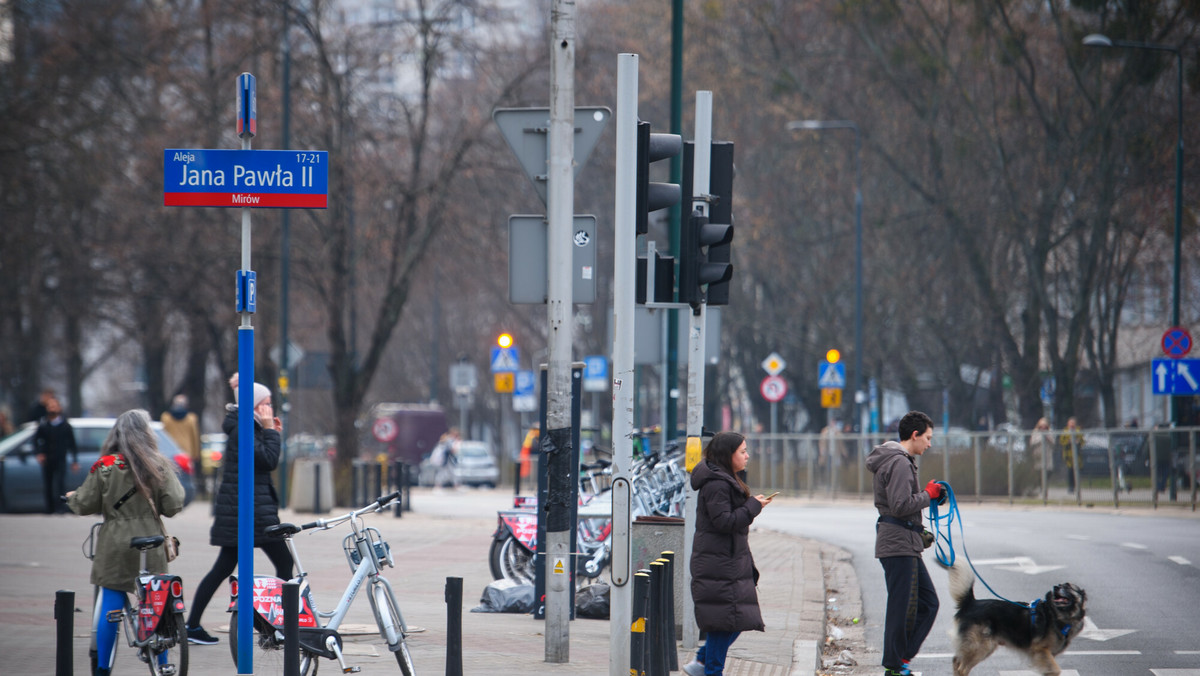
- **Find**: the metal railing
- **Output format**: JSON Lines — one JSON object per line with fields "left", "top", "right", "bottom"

{"left": 744, "top": 426, "right": 1199, "bottom": 510}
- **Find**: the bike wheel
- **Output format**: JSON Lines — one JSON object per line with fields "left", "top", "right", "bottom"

{"left": 144, "top": 613, "right": 188, "bottom": 676}
{"left": 371, "top": 585, "right": 414, "bottom": 676}
{"left": 228, "top": 611, "right": 318, "bottom": 676}
{"left": 490, "top": 535, "right": 535, "bottom": 585}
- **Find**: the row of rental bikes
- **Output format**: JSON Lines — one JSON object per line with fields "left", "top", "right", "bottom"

{"left": 488, "top": 442, "right": 690, "bottom": 586}
{"left": 82, "top": 490, "right": 415, "bottom": 676}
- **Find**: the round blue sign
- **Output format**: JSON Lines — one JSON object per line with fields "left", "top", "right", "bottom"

{"left": 1162, "top": 326, "right": 1192, "bottom": 358}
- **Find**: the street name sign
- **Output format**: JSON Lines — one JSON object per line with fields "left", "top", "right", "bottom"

{"left": 164, "top": 149, "right": 329, "bottom": 208}
{"left": 1152, "top": 358, "right": 1200, "bottom": 395}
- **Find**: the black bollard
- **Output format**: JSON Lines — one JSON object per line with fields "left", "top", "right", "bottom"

{"left": 313, "top": 461, "right": 323, "bottom": 514}
{"left": 630, "top": 572, "right": 649, "bottom": 676}
{"left": 392, "top": 461, "right": 404, "bottom": 518}
{"left": 352, "top": 461, "right": 362, "bottom": 506}
{"left": 660, "top": 552, "right": 678, "bottom": 670}
{"left": 648, "top": 561, "right": 667, "bottom": 676}
{"left": 283, "top": 582, "right": 300, "bottom": 676}
{"left": 445, "top": 577, "right": 463, "bottom": 676}
{"left": 54, "top": 590, "right": 73, "bottom": 676}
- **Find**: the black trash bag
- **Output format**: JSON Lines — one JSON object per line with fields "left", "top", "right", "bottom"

{"left": 470, "top": 579, "right": 535, "bottom": 614}
{"left": 574, "top": 581, "right": 610, "bottom": 619}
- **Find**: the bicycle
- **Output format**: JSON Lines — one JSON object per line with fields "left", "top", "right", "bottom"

{"left": 226, "top": 491, "right": 415, "bottom": 675}
{"left": 83, "top": 523, "right": 189, "bottom": 676}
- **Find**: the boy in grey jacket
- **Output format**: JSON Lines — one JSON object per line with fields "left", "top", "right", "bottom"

{"left": 865, "top": 410, "right": 945, "bottom": 676}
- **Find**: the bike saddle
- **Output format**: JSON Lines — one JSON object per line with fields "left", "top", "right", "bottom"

{"left": 129, "top": 535, "right": 165, "bottom": 550}
{"left": 266, "top": 523, "right": 301, "bottom": 537}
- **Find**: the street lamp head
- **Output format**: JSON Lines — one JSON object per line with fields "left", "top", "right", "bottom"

{"left": 1082, "top": 33, "right": 1114, "bottom": 48}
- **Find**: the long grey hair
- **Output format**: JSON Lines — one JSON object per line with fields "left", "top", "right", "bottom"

{"left": 102, "top": 409, "right": 171, "bottom": 505}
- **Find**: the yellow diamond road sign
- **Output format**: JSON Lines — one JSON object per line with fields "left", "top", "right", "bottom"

{"left": 762, "top": 352, "right": 786, "bottom": 376}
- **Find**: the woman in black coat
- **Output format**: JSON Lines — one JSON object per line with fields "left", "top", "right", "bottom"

{"left": 184, "top": 380, "right": 294, "bottom": 645}
{"left": 684, "top": 431, "right": 773, "bottom": 676}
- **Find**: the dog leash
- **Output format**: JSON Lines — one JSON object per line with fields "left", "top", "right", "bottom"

{"left": 927, "top": 481, "right": 1028, "bottom": 607}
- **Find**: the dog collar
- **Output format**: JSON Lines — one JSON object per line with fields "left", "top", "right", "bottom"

{"left": 1029, "top": 599, "right": 1072, "bottom": 638}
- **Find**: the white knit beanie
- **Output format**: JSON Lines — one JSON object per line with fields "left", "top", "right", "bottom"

{"left": 233, "top": 382, "right": 272, "bottom": 408}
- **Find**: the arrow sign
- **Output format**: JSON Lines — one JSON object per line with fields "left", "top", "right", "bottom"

{"left": 1076, "top": 616, "right": 1136, "bottom": 642}
{"left": 1152, "top": 358, "right": 1200, "bottom": 395}
{"left": 1179, "top": 360, "right": 1199, "bottom": 390}
{"left": 493, "top": 107, "right": 611, "bottom": 206}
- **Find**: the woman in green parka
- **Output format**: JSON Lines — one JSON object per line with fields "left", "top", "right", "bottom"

{"left": 67, "top": 409, "right": 186, "bottom": 676}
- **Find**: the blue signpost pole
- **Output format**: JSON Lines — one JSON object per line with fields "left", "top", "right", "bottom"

{"left": 235, "top": 71, "right": 257, "bottom": 676}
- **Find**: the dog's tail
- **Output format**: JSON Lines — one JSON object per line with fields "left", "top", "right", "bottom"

{"left": 947, "top": 562, "right": 975, "bottom": 609}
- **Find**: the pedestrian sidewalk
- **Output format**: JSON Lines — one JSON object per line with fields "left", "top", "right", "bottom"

{"left": 0, "top": 489, "right": 827, "bottom": 675}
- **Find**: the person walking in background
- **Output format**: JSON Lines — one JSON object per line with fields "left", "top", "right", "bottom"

{"left": 34, "top": 396, "right": 78, "bottom": 514}
{"left": 682, "top": 431, "right": 773, "bottom": 676}
{"left": 866, "top": 410, "right": 944, "bottom": 676}
{"left": 1028, "top": 417, "right": 1054, "bottom": 473}
{"left": 161, "top": 394, "right": 203, "bottom": 497}
{"left": 66, "top": 409, "right": 186, "bottom": 676}
{"left": 430, "top": 428, "right": 461, "bottom": 491}
{"left": 185, "top": 378, "right": 292, "bottom": 645}
{"left": 1058, "top": 417, "right": 1083, "bottom": 494}
{"left": 23, "top": 387, "right": 56, "bottom": 424}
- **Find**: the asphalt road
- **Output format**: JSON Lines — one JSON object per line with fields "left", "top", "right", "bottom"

{"left": 758, "top": 498, "right": 1200, "bottom": 675}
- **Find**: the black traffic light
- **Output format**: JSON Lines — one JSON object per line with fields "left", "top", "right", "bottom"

{"left": 679, "top": 141, "right": 735, "bottom": 307}
{"left": 636, "top": 121, "right": 682, "bottom": 235}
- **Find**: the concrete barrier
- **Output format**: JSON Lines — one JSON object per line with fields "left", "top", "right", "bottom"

{"left": 289, "top": 458, "right": 334, "bottom": 513}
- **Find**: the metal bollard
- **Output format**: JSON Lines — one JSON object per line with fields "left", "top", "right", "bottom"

{"left": 392, "top": 461, "right": 404, "bottom": 518}
{"left": 648, "top": 561, "right": 667, "bottom": 676}
{"left": 631, "top": 571, "right": 650, "bottom": 676}
{"left": 313, "top": 461, "right": 323, "bottom": 514}
{"left": 55, "top": 589, "right": 73, "bottom": 676}
{"left": 352, "top": 461, "right": 364, "bottom": 506}
{"left": 283, "top": 581, "right": 300, "bottom": 676}
{"left": 445, "top": 577, "right": 463, "bottom": 676}
{"left": 660, "top": 552, "right": 678, "bottom": 670}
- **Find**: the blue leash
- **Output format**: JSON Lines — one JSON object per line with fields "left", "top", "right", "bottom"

{"left": 927, "top": 481, "right": 1027, "bottom": 607}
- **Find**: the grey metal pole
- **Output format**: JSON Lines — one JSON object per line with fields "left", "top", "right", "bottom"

{"left": 279, "top": 2, "right": 292, "bottom": 509}
{"left": 681, "top": 91, "right": 714, "bottom": 651}
{"left": 544, "top": 0, "right": 576, "bottom": 663}
{"left": 611, "top": 52, "right": 639, "bottom": 676}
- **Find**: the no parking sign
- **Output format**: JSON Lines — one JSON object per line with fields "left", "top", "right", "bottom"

{"left": 372, "top": 417, "right": 398, "bottom": 443}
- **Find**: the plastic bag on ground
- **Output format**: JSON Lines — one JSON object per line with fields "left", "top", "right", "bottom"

{"left": 470, "top": 579, "right": 535, "bottom": 614}
{"left": 574, "top": 581, "right": 610, "bottom": 619}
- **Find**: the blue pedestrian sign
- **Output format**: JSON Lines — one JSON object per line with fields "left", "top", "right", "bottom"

{"left": 513, "top": 369, "right": 537, "bottom": 412}
{"left": 1152, "top": 359, "right": 1200, "bottom": 395}
{"left": 583, "top": 355, "right": 608, "bottom": 393}
{"left": 818, "top": 362, "right": 846, "bottom": 389}
{"left": 490, "top": 346, "right": 520, "bottom": 373}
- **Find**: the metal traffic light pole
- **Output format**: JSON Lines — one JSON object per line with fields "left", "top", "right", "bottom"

{"left": 543, "top": 0, "right": 577, "bottom": 663}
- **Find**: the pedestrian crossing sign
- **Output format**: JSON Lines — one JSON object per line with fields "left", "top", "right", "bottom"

{"left": 818, "top": 362, "right": 846, "bottom": 388}
{"left": 490, "top": 346, "right": 519, "bottom": 373}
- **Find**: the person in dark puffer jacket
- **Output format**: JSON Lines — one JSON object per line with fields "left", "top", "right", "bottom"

{"left": 185, "top": 377, "right": 293, "bottom": 645}
{"left": 683, "top": 431, "right": 773, "bottom": 676}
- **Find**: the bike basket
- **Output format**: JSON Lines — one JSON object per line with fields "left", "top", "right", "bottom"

{"left": 343, "top": 528, "right": 393, "bottom": 569}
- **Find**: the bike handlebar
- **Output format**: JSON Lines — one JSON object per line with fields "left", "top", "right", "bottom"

{"left": 297, "top": 491, "right": 402, "bottom": 531}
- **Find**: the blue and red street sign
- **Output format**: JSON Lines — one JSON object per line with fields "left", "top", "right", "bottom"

{"left": 237, "top": 73, "right": 256, "bottom": 138}
{"left": 1161, "top": 326, "right": 1193, "bottom": 359}
{"left": 163, "top": 149, "right": 328, "bottom": 208}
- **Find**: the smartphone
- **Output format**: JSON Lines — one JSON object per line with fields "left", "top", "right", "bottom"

{"left": 766, "top": 491, "right": 781, "bottom": 500}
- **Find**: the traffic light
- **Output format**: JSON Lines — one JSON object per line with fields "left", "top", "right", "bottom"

{"left": 679, "top": 141, "right": 735, "bottom": 307}
{"left": 705, "top": 142, "right": 735, "bottom": 306}
{"left": 636, "top": 121, "right": 682, "bottom": 235}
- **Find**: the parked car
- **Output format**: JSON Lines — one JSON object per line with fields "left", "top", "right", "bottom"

{"left": 0, "top": 418, "right": 196, "bottom": 513}
{"left": 418, "top": 440, "right": 499, "bottom": 488}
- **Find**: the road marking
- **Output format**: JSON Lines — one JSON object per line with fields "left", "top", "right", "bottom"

{"left": 1076, "top": 617, "right": 1137, "bottom": 641}
{"left": 1121, "top": 542, "right": 1148, "bottom": 549}
{"left": 1151, "top": 670, "right": 1200, "bottom": 675}
{"left": 970, "top": 555, "right": 1065, "bottom": 574}
{"left": 1175, "top": 650, "right": 1200, "bottom": 655}
{"left": 1061, "top": 650, "right": 1141, "bottom": 655}
{"left": 1065, "top": 534, "right": 1090, "bottom": 540}
{"left": 999, "top": 671, "right": 1080, "bottom": 676}
{"left": 1168, "top": 555, "right": 1192, "bottom": 565}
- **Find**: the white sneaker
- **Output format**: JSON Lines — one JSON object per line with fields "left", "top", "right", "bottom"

{"left": 682, "top": 660, "right": 704, "bottom": 676}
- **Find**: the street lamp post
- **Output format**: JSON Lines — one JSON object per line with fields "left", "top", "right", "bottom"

{"left": 787, "top": 120, "right": 865, "bottom": 430}
{"left": 1084, "top": 33, "right": 1184, "bottom": 424}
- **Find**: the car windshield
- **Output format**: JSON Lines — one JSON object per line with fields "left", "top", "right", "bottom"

{"left": 459, "top": 444, "right": 489, "bottom": 459}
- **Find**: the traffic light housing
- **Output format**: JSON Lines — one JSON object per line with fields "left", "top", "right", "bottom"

{"left": 636, "top": 121, "right": 682, "bottom": 235}
{"left": 679, "top": 141, "right": 735, "bottom": 307}
{"left": 636, "top": 251, "right": 675, "bottom": 304}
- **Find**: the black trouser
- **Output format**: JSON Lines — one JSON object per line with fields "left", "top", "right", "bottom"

{"left": 187, "top": 542, "right": 294, "bottom": 628}
{"left": 879, "top": 555, "right": 938, "bottom": 671}
{"left": 42, "top": 459, "right": 68, "bottom": 514}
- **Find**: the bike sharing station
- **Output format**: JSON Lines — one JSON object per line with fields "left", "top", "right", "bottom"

{"left": 163, "top": 73, "right": 328, "bottom": 675}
